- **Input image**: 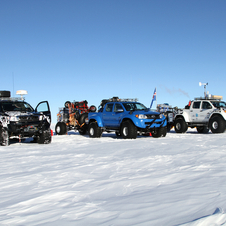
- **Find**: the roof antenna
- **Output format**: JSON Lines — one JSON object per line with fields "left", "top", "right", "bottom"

{"left": 199, "top": 82, "right": 208, "bottom": 98}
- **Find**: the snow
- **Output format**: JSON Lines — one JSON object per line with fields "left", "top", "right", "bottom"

{"left": 1, "top": 127, "right": 226, "bottom": 226}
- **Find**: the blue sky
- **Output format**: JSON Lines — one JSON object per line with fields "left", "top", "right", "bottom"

{"left": 1, "top": 0, "right": 226, "bottom": 123}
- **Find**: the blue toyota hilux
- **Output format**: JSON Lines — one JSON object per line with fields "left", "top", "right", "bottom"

{"left": 87, "top": 97, "right": 167, "bottom": 139}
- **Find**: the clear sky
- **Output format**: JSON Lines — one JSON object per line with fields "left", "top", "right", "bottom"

{"left": 1, "top": 0, "right": 226, "bottom": 123}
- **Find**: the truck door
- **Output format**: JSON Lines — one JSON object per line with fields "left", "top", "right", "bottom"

{"left": 102, "top": 103, "right": 114, "bottom": 127}
{"left": 111, "top": 103, "right": 124, "bottom": 128}
{"left": 35, "top": 101, "right": 51, "bottom": 123}
{"left": 200, "top": 101, "right": 213, "bottom": 122}
{"left": 190, "top": 101, "right": 201, "bottom": 122}
{"left": 190, "top": 101, "right": 212, "bottom": 123}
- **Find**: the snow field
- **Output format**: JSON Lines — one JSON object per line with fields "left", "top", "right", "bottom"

{"left": 0, "top": 128, "right": 226, "bottom": 225}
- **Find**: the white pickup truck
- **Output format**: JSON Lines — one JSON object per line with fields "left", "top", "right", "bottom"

{"left": 174, "top": 95, "right": 226, "bottom": 133}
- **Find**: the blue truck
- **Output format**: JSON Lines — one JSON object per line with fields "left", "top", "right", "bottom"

{"left": 87, "top": 97, "right": 167, "bottom": 139}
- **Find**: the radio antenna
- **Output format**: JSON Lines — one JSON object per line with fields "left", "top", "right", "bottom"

{"left": 12, "top": 72, "right": 14, "bottom": 97}
{"left": 199, "top": 82, "right": 208, "bottom": 98}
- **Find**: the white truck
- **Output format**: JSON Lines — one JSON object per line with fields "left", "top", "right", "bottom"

{"left": 174, "top": 95, "right": 226, "bottom": 134}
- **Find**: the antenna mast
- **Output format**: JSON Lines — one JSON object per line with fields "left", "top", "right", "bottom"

{"left": 199, "top": 82, "right": 208, "bottom": 98}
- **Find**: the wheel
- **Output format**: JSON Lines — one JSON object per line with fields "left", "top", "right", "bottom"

{"left": 115, "top": 131, "right": 121, "bottom": 137}
{"left": 0, "top": 127, "right": 9, "bottom": 146}
{"left": 196, "top": 126, "right": 209, "bottom": 133}
{"left": 161, "top": 127, "right": 167, "bottom": 137}
{"left": 79, "top": 113, "right": 88, "bottom": 125}
{"left": 55, "top": 122, "right": 67, "bottom": 135}
{"left": 65, "top": 101, "right": 71, "bottom": 108}
{"left": 209, "top": 116, "right": 225, "bottom": 133}
{"left": 89, "top": 105, "right": 97, "bottom": 112}
{"left": 78, "top": 128, "right": 87, "bottom": 135}
{"left": 120, "top": 121, "right": 137, "bottom": 139}
{"left": 88, "top": 122, "right": 102, "bottom": 138}
{"left": 0, "top": 91, "right": 10, "bottom": 98}
{"left": 37, "top": 128, "right": 52, "bottom": 144}
{"left": 174, "top": 118, "right": 188, "bottom": 133}
{"left": 78, "top": 113, "right": 88, "bottom": 131}
{"left": 152, "top": 127, "right": 167, "bottom": 138}
{"left": 167, "top": 124, "right": 173, "bottom": 132}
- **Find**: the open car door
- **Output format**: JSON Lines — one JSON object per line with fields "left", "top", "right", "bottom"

{"left": 35, "top": 101, "right": 51, "bottom": 123}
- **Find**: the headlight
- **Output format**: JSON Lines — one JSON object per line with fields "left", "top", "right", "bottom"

{"left": 159, "top": 114, "right": 163, "bottom": 119}
{"left": 10, "top": 116, "right": 20, "bottom": 121}
{"left": 135, "top": 114, "right": 147, "bottom": 119}
{"left": 39, "top": 115, "right": 44, "bottom": 120}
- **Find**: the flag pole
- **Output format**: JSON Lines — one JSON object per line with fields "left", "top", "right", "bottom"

{"left": 155, "top": 87, "right": 157, "bottom": 110}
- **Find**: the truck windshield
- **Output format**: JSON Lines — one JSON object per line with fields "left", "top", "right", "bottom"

{"left": 122, "top": 102, "right": 147, "bottom": 111}
{"left": 211, "top": 101, "right": 226, "bottom": 108}
{"left": 1, "top": 101, "right": 34, "bottom": 112}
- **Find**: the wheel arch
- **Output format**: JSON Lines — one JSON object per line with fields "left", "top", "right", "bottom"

{"left": 208, "top": 113, "right": 226, "bottom": 128}
{"left": 209, "top": 113, "right": 224, "bottom": 121}
{"left": 174, "top": 115, "right": 186, "bottom": 122}
{"left": 89, "top": 116, "right": 103, "bottom": 127}
{"left": 120, "top": 118, "right": 136, "bottom": 131}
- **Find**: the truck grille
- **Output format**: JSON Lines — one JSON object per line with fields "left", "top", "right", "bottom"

{"left": 18, "top": 115, "right": 39, "bottom": 122}
{"left": 145, "top": 114, "right": 160, "bottom": 119}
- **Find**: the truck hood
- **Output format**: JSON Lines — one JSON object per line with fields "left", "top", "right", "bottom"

{"left": 4, "top": 111, "right": 41, "bottom": 117}
{"left": 130, "top": 110, "right": 160, "bottom": 115}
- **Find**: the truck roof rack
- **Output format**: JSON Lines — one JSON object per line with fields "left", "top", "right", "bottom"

{"left": 194, "top": 95, "right": 223, "bottom": 101}
{"left": 0, "top": 97, "right": 22, "bottom": 101}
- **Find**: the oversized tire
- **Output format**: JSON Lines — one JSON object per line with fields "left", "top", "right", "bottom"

{"left": 152, "top": 127, "right": 167, "bottom": 138}
{"left": 78, "top": 128, "right": 87, "bottom": 135}
{"left": 0, "top": 91, "right": 10, "bottom": 98}
{"left": 0, "top": 127, "right": 9, "bottom": 146}
{"left": 167, "top": 124, "right": 173, "bottom": 132}
{"left": 196, "top": 126, "right": 209, "bottom": 133}
{"left": 55, "top": 122, "right": 67, "bottom": 135}
{"left": 209, "top": 116, "right": 225, "bottom": 133}
{"left": 161, "top": 127, "right": 167, "bottom": 137}
{"left": 78, "top": 113, "right": 88, "bottom": 132}
{"left": 88, "top": 122, "right": 102, "bottom": 138}
{"left": 89, "top": 105, "right": 97, "bottom": 112}
{"left": 120, "top": 120, "right": 137, "bottom": 139}
{"left": 115, "top": 131, "right": 121, "bottom": 137}
{"left": 64, "top": 101, "right": 71, "bottom": 108}
{"left": 79, "top": 113, "right": 88, "bottom": 125}
{"left": 174, "top": 118, "right": 188, "bottom": 133}
{"left": 37, "top": 128, "right": 52, "bottom": 144}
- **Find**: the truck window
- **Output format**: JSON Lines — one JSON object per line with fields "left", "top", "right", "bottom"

{"left": 202, "top": 101, "right": 212, "bottom": 109}
{"left": 192, "top": 101, "right": 200, "bottom": 109}
{"left": 105, "top": 103, "right": 114, "bottom": 112}
{"left": 114, "top": 103, "right": 123, "bottom": 112}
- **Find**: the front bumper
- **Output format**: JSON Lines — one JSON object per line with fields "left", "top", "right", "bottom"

{"left": 8, "top": 120, "right": 49, "bottom": 137}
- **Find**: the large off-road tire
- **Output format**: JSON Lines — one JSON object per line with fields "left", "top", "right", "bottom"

{"left": 78, "top": 128, "right": 87, "bottom": 135}
{"left": 196, "top": 126, "right": 209, "bottom": 133}
{"left": 161, "top": 127, "right": 167, "bottom": 137}
{"left": 167, "top": 124, "right": 173, "bottom": 132}
{"left": 64, "top": 101, "right": 71, "bottom": 108}
{"left": 174, "top": 118, "right": 188, "bottom": 133}
{"left": 152, "top": 127, "right": 167, "bottom": 138}
{"left": 55, "top": 122, "right": 67, "bottom": 135}
{"left": 78, "top": 113, "right": 88, "bottom": 133}
{"left": 89, "top": 105, "right": 97, "bottom": 112}
{"left": 0, "top": 127, "right": 9, "bottom": 146}
{"left": 209, "top": 116, "right": 225, "bottom": 133}
{"left": 120, "top": 120, "right": 137, "bottom": 139}
{"left": 115, "top": 131, "right": 121, "bottom": 137}
{"left": 37, "top": 128, "right": 52, "bottom": 144}
{"left": 0, "top": 91, "right": 10, "bottom": 98}
{"left": 88, "top": 122, "right": 102, "bottom": 138}
{"left": 79, "top": 113, "right": 88, "bottom": 125}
